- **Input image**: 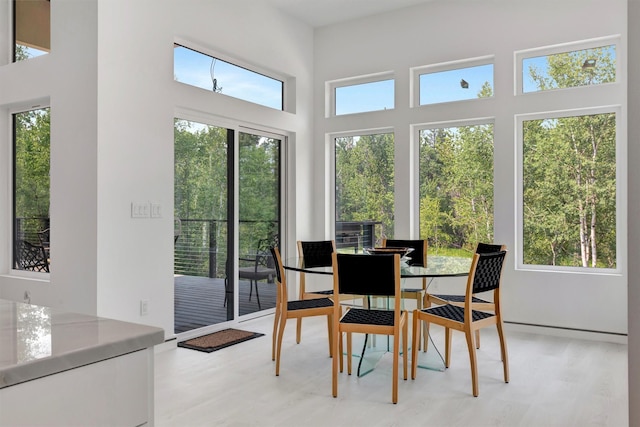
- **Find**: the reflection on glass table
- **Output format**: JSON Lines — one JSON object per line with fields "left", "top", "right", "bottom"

{"left": 282, "top": 255, "right": 471, "bottom": 376}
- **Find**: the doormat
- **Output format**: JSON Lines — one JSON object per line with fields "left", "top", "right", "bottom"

{"left": 178, "top": 328, "right": 264, "bottom": 353}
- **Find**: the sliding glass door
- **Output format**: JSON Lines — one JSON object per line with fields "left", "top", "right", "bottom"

{"left": 174, "top": 120, "right": 282, "bottom": 334}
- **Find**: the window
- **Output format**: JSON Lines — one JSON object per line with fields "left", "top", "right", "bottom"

{"left": 412, "top": 57, "right": 493, "bottom": 106}
{"left": 13, "top": 107, "right": 50, "bottom": 273}
{"left": 418, "top": 123, "right": 494, "bottom": 256}
{"left": 334, "top": 79, "right": 394, "bottom": 115}
{"left": 334, "top": 132, "right": 394, "bottom": 251}
{"left": 173, "top": 44, "right": 284, "bottom": 110}
{"left": 517, "top": 37, "right": 618, "bottom": 94}
{"left": 520, "top": 110, "right": 617, "bottom": 269}
{"left": 13, "top": 0, "right": 50, "bottom": 61}
{"left": 327, "top": 72, "right": 395, "bottom": 116}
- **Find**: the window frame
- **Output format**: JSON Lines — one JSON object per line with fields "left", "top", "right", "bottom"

{"left": 11, "top": 103, "right": 51, "bottom": 278}
{"left": 515, "top": 105, "right": 624, "bottom": 274}
{"left": 413, "top": 117, "right": 496, "bottom": 252}
{"left": 325, "top": 71, "right": 395, "bottom": 117}
{"left": 173, "top": 38, "right": 290, "bottom": 112}
{"left": 410, "top": 55, "right": 494, "bottom": 108}
{"left": 514, "top": 35, "right": 621, "bottom": 95}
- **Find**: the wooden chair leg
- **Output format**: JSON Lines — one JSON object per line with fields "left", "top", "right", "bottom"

{"left": 272, "top": 303, "right": 281, "bottom": 361}
{"left": 392, "top": 330, "right": 399, "bottom": 404}
{"left": 444, "top": 327, "right": 452, "bottom": 368}
{"left": 496, "top": 321, "right": 509, "bottom": 383}
{"left": 332, "top": 327, "right": 339, "bottom": 398}
{"left": 296, "top": 318, "right": 302, "bottom": 344}
{"left": 327, "top": 315, "right": 333, "bottom": 357}
{"left": 346, "top": 332, "right": 352, "bottom": 375}
{"left": 415, "top": 295, "right": 423, "bottom": 351}
{"left": 475, "top": 329, "right": 481, "bottom": 349}
{"left": 411, "top": 312, "right": 419, "bottom": 379}
{"left": 339, "top": 332, "right": 344, "bottom": 373}
{"left": 465, "top": 328, "right": 479, "bottom": 397}
{"left": 275, "top": 314, "right": 287, "bottom": 376}
{"left": 402, "top": 315, "right": 408, "bottom": 381}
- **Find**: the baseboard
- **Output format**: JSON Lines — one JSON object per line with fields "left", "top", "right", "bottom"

{"left": 154, "top": 337, "right": 177, "bottom": 353}
{"left": 504, "top": 321, "right": 628, "bottom": 344}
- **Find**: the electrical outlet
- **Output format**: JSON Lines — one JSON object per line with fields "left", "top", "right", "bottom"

{"left": 150, "top": 203, "right": 162, "bottom": 218}
{"left": 140, "top": 300, "right": 149, "bottom": 316}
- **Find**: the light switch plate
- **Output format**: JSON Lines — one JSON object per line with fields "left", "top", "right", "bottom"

{"left": 150, "top": 203, "right": 162, "bottom": 218}
{"left": 131, "top": 202, "right": 150, "bottom": 218}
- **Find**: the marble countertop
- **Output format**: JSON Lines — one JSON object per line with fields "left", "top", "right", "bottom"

{"left": 0, "top": 298, "right": 164, "bottom": 389}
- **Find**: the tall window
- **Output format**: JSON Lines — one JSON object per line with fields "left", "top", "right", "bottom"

{"left": 13, "top": 0, "right": 50, "bottom": 61}
{"left": 521, "top": 111, "right": 616, "bottom": 268}
{"left": 334, "top": 132, "right": 394, "bottom": 251}
{"left": 516, "top": 37, "right": 620, "bottom": 271}
{"left": 13, "top": 107, "right": 51, "bottom": 273}
{"left": 418, "top": 123, "right": 494, "bottom": 256}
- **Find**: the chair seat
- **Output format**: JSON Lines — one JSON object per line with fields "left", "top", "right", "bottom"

{"left": 287, "top": 297, "right": 333, "bottom": 311}
{"left": 422, "top": 304, "right": 494, "bottom": 323}
{"left": 239, "top": 266, "right": 274, "bottom": 280}
{"left": 402, "top": 288, "right": 424, "bottom": 294}
{"left": 341, "top": 308, "right": 395, "bottom": 326}
{"left": 430, "top": 294, "right": 489, "bottom": 304}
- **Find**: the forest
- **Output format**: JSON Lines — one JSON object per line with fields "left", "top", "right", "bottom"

{"left": 13, "top": 45, "right": 617, "bottom": 274}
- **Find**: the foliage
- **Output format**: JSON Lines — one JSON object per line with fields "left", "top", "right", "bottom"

{"left": 335, "top": 133, "right": 395, "bottom": 240}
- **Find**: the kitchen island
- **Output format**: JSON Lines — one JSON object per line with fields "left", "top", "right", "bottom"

{"left": 0, "top": 298, "right": 164, "bottom": 426}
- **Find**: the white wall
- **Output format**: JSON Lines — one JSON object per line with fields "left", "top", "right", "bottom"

{"left": 0, "top": 0, "right": 99, "bottom": 314}
{"left": 627, "top": 0, "right": 638, "bottom": 424}
{"left": 313, "top": 0, "right": 628, "bottom": 336}
{"left": 0, "top": 0, "right": 315, "bottom": 338}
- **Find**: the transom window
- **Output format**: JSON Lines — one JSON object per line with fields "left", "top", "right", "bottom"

{"left": 327, "top": 73, "right": 395, "bottom": 117}
{"left": 173, "top": 44, "right": 284, "bottom": 111}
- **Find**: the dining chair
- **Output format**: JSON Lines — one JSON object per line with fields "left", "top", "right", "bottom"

{"left": 331, "top": 252, "right": 408, "bottom": 404}
{"left": 15, "top": 239, "right": 50, "bottom": 272}
{"left": 382, "top": 238, "right": 428, "bottom": 349}
{"left": 411, "top": 250, "right": 508, "bottom": 397}
{"left": 296, "top": 240, "right": 362, "bottom": 344}
{"left": 424, "top": 242, "right": 506, "bottom": 349}
{"left": 270, "top": 246, "right": 334, "bottom": 376}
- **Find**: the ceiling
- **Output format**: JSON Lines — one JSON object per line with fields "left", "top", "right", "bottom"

{"left": 264, "top": 0, "right": 436, "bottom": 28}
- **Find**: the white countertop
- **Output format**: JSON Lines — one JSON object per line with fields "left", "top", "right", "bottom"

{"left": 0, "top": 298, "right": 164, "bottom": 389}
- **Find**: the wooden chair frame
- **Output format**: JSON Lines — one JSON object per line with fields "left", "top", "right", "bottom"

{"left": 424, "top": 243, "right": 506, "bottom": 349}
{"left": 270, "top": 246, "right": 334, "bottom": 376}
{"left": 332, "top": 252, "right": 408, "bottom": 404}
{"left": 412, "top": 251, "right": 508, "bottom": 397}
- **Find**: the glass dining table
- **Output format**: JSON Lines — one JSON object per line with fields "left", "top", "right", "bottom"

{"left": 282, "top": 254, "right": 472, "bottom": 376}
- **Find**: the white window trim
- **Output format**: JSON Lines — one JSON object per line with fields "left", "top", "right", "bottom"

{"left": 514, "top": 35, "right": 621, "bottom": 95}
{"left": 410, "top": 55, "right": 494, "bottom": 108}
{"left": 515, "top": 105, "right": 625, "bottom": 275}
{"left": 9, "top": 101, "right": 51, "bottom": 278}
{"left": 325, "top": 71, "right": 395, "bottom": 118}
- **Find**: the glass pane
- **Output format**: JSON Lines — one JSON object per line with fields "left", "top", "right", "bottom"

{"left": 238, "top": 132, "right": 280, "bottom": 316}
{"left": 522, "top": 45, "right": 616, "bottom": 93}
{"left": 419, "top": 124, "right": 494, "bottom": 257}
{"left": 335, "top": 133, "right": 394, "bottom": 251}
{"left": 523, "top": 113, "right": 616, "bottom": 268}
{"left": 173, "top": 45, "right": 283, "bottom": 110}
{"left": 335, "top": 79, "right": 394, "bottom": 115}
{"left": 174, "top": 119, "right": 230, "bottom": 332}
{"left": 419, "top": 64, "right": 493, "bottom": 105}
{"left": 13, "top": 108, "right": 50, "bottom": 273}
{"left": 14, "top": 0, "right": 50, "bottom": 62}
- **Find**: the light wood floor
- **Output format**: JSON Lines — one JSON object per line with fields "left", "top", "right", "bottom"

{"left": 155, "top": 314, "right": 628, "bottom": 426}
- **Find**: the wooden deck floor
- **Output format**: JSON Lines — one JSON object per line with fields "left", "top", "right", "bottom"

{"left": 174, "top": 275, "right": 276, "bottom": 334}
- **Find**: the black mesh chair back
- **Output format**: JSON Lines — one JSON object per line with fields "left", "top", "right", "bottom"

{"left": 335, "top": 253, "right": 397, "bottom": 296}
{"left": 15, "top": 239, "right": 49, "bottom": 272}
{"left": 270, "top": 246, "right": 282, "bottom": 284}
{"left": 299, "top": 240, "right": 334, "bottom": 268}
{"left": 471, "top": 251, "right": 506, "bottom": 294}
{"left": 383, "top": 239, "right": 426, "bottom": 266}
{"left": 476, "top": 242, "right": 505, "bottom": 254}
